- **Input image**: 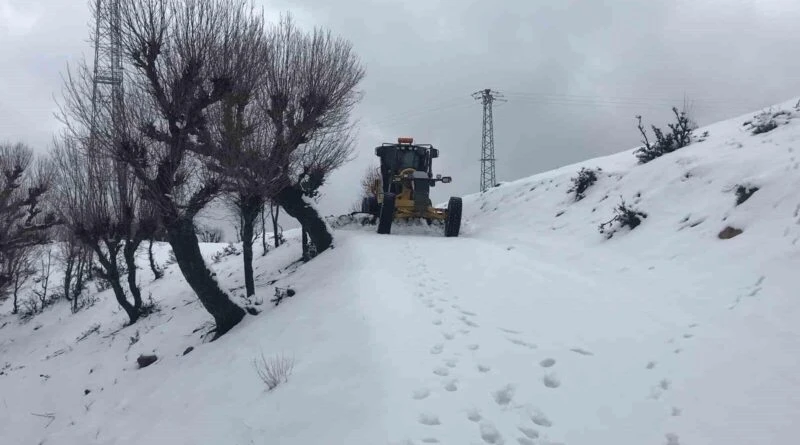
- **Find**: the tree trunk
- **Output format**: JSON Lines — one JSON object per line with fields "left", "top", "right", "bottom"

{"left": 110, "top": 276, "right": 139, "bottom": 324}
{"left": 260, "top": 206, "right": 268, "bottom": 256}
{"left": 270, "top": 202, "right": 281, "bottom": 248}
{"left": 166, "top": 217, "right": 244, "bottom": 339}
{"left": 269, "top": 204, "right": 282, "bottom": 247}
{"left": 93, "top": 242, "right": 139, "bottom": 325}
{"left": 301, "top": 226, "right": 309, "bottom": 261}
{"left": 123, "top": 239, "right": 143, "bottom": 310}
{"left": 239, "top": 195, "right": 261, "bottom": 298}
{"left": 63, "top": 254, "right": 76, "bottom": 303}
{"left": 72, "top": 252, "right": 88, "bottom": 312}
{"left": 12, "top": 274, "right": 21, "bottom": 315}
{"left": 276, "top": 186, "right": 332, "bottom": 254}
{"left": 148, "top": 239, "right": 163, "bottom": 279}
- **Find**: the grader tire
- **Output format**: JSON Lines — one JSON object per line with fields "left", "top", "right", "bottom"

{"left": 444, "top": 197, "right": 462, "bottom": 237}
{"left": 377, "top": 193, "right": 396, "bottom": 234}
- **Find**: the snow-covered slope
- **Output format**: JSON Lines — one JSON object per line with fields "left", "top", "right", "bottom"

{"left": 2, "top": 98, "right": 800, "bottom": 445}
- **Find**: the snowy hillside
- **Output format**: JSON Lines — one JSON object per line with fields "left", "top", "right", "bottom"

{"left": 2, "top": 98, "right": 800, "bottom": 445}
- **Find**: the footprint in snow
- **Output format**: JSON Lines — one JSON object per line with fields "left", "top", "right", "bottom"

{"left": 467, "top": 409, "right": 482, "bottom": 422}
{"left": 479, "top": 420, "right": 504, "bottom": 444}
{"left": 477, "top": 364, "right": 492, "bottom": 373}
{"left": 445, "top": 358, "right": 458, "bottom": 368}
{"left": 539, "top": 358, "right": 556, "bottom": 368}
{"left": 442, "top": 332, "right": 455, "bottom": 340}
{"left": 500, "top": 328, "right": 521, "bottom": 335}
{"left": 665, "top": 433, "right": 681, "bottom": 445}
{"left": 509, "top": 338, "right": 537, "bottom": 349}
{"left": 421, "top": 438, "right": 439, "bottom": 444}
{"left": 543, "top": 373, "right": 561, "bottom": 388}
{"left": 671, "top": 407, "right": 682, "bottom": 417}
{"left": 444, "top": 379, "right": 458, "bottom": 392}
{"left": 517, "top": 438, "right": 535, "bottom": 445}
{"left": 493, "top": 384, "right": 515, "bottom": 406}
{"left": 430, "top": 344, "right": 444, "bottom": 355}
{"left": 461, "top": 310, "right": 477, "bottom": 316}
{"left": 467, "top": 344, "right": 480, "bottom": 351}
{"left": 418, "top": 413, "right": 441, "bottom": 426}
{"left": 570, "top": 348, "right": 593, "bottom": 356}
{"left": 435, "top": 308, "right": 444, "bottom": 314}
{"left": 460, "top": 316, "right": 480, "bottom": 328}
{"left": 433, "top": 367, "right": 450, "bottom": 377}
{"left": 432, "top": 319, "right": 442, "bottom": 326}
{"left": 530, "top": 410, "right": 552, "bottom": 428}
{"left": 646, "top": 361, "right": 657, "bottom": 369}
{"left": 412, "top": 388, "right": 431, "bottom": 400}
{"left": 518, "top": 427, "right": 539, "bottom": 439}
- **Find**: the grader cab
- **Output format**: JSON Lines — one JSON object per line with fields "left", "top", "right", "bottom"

{"left": 361, "top": 137, "right": 462, "bottom": 237}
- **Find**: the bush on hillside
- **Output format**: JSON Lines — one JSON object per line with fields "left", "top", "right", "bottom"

{"left": 743, "top": 109, "right": 793, "bottom": 135}
{"left": 598, "top": 198, "right": 648, "bottom": 239}
{"left": 212, "top": 243, "right": 241, "bottom": 263}
{"left": 567, "top": 167, "right": 601, "bottom": 201}
{"left": 634, "top": 107, "right": 694, "bottom": 164}
{"left": 253, "top": 351, "right": 295, "bottom": 390}
{"left": 196, "top": 225, "right": 224, "bottom": 243}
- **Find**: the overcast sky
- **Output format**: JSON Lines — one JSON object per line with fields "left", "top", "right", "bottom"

{"left": 2, "top": 0, "right": 800, "bottom": 235}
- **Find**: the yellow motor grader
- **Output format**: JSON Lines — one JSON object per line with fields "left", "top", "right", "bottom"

{"left": 360, "top": 137, "right": 462, "bottom": 237}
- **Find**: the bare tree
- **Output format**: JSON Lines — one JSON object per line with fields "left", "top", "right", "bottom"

{"left": 48, "top": 135, "right": 147, "bottom": 324}
{"left": 359, "top": 164, "right": 382, "bottom": 202}
{"left": 0, "top": 245, "right": 35, "bottom": 314}
{"left": 95, "top": 0, "right": 270, "bottom": 337}
{"left": 292, "top": 125, "right": 356, "bottom": 260}
{"left": 256, "top": 15, "right": 365, "bottom": 257}
{"left": 57, "top": 231, "right": 93, "bottom": 313}
{"left": 31, "top": 247, "right": 54, "bottom": 310}
{"left": 0, "top": 142, "right": 57, "bottom": 300}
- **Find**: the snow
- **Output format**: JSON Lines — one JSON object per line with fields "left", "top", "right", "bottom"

{"left": 3, "top": 97, "right": 800, "bottom": 445}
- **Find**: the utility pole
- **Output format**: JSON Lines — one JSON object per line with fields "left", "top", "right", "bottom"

{"left": 472, "top": 89, "right": 505, "bottom": 192}
{"left": 89, "top": 0, "right": 127, "bottom": 196}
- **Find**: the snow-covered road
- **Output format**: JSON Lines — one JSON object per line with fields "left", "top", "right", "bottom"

{"left": 341, "top": 227, "right": 695, "bottom": 445}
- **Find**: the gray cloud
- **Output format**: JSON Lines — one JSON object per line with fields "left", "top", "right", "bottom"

{"left": 3, "top": 0, "right": 800, "bottom": 224}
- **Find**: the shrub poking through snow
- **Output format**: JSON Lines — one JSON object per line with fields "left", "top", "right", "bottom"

{"left": 598, "top": 198, "right": 648, "bottom": 238}
{"left": 212, "top": 243, "right": 241, "bottom": 263}
{"left": 743, "top": 109, "right": 792, "bottom": 135}
{"left": 735, "top": 185, "right": 759, "bottom": 205}
{"left": 567, "top": 167, "right": 601, "bottom": 201}
{"left": 253, "top": 352, "right": 295, "bottom": 390}
{"left": 634, "top": 107, "right": 695, "bottom": 164}
{"left": 271, "top": 287, "right": 296, "bottom": 306}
